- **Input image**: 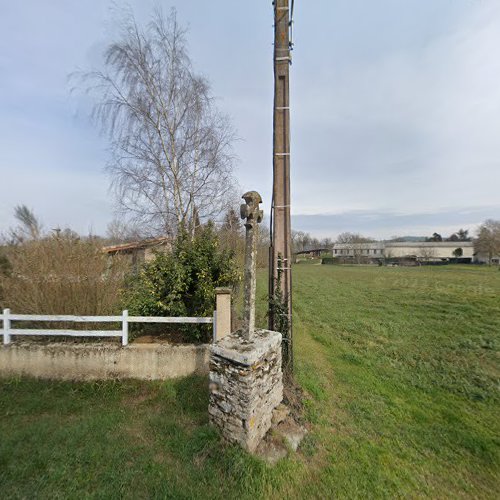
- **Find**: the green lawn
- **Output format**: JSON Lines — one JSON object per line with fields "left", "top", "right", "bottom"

{"left": 1, "top": 265, "right": 499, "bottom": 498}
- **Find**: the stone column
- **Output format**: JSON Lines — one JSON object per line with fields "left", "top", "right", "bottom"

{"left": 209, "top": 330, "right": 283, "bottom": 452}
{"left": 240, "top": 191, "right": 263, "bottom": 341}
{"left": 209, "top": 191, "right": 283, "bottom": 453}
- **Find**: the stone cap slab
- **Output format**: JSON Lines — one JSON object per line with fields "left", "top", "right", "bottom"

{"left": 211, "top": 329, "right": 282, "bottom": 366}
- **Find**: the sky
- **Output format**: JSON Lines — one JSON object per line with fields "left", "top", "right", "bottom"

{"left": 1, "top": 0, "right": 499, "bottom": 240}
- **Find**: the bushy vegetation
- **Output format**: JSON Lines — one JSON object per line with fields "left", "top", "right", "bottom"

{"left": 124, "top": 224, "right": 241, "bottom": 342}
{"left": 0, "top": 216, "right": 242, "bottom": 342}
{"left": 0, "top": 250, "right": 11, "bottom": 304}
{"left": 321, "top": 256, "right": 336, "bottom": 265}
{"left": 0, "top": 235, "right": 126, "bottom": 315}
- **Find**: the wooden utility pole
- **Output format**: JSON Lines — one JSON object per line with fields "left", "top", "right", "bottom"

{"left": 269, "top": 0, "right": 293, "bottom": 372}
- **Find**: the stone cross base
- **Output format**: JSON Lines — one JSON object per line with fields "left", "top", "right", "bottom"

{"left": 209, "top": 329, "right": 283, "bottom": 452}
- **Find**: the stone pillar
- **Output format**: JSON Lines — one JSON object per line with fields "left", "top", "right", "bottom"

{"left": 209, "top": 191, "right": 283, "bottom": 452}
{"left": 240, "top": 191, "right": 263, "bottom": 341}
{"left": 209, "top": 329, "right": 283, "bottom": 452}
{"left": 215, "top": 287, "right": 231, "bottom": 340}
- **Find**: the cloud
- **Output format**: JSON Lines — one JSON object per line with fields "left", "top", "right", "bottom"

{"left": 292, "top": 1, "right": 500, "bottom": 216}
{"left": 0, "top": 107, "right": 111, "bottom": 235}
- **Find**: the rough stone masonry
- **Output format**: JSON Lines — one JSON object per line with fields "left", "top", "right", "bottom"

{"left": 208, "top": 191, "right": 283, "bottom": 452}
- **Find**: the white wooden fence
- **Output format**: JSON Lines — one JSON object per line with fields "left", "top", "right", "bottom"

{"left": 1, "top": 308, "right": 216, "bottom": 347}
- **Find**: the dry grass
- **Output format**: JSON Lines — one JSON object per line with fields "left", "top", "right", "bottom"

{"left": 0, "top": 236, "right": 127, "bottom": 316}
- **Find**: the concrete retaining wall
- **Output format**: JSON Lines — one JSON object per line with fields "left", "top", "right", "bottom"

{"left": 0, "top": 342, "right": 210, "bottom": 381}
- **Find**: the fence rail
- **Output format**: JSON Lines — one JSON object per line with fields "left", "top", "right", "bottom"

{"left": 1, "top": 308, "right": 216, "bottom": 347}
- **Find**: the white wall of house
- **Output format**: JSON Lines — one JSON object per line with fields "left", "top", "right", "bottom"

{"left": 332, "top": 241, "right": 474, "bottom": 261}
{"left": 333, "top": 242, "right": 385, "bottom": 257}
{"left": 385, "top": 242, "right": 474, "bottom": 260}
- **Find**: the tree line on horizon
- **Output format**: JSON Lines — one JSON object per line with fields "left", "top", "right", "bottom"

{"left": 2, "top": 204, "right": 499, "bottom": 258}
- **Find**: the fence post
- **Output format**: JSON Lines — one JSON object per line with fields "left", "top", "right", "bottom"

{"left": 212, "top": 310, "right": 217, "bottom": 343}
{"left": 122, "top": 310, "right": 128, "bottom": 346}
{"left": 3, "top": 309, "right": 11, "bottom": 345}
{"left": 215, "top": 287, "right": 231, "bottom": 341}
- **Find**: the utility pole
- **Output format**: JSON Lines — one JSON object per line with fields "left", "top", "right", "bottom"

{"left": 269, "top": 0, "right": 293, "bottom": 373}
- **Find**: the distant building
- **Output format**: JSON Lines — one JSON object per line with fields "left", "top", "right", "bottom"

{"left": 295, "top": 248, "right": 330, "bottom": 259}
{"left": 332, "top": 242, "right": 385, "bottom": 259}
{"left": 474, "top": 250, "right": 500, "bottom": 265}
{"left": 332, "top": 241, "right": 475, "bottom": 263}
{"left": 103, "top": 237, "right": 171, "bottom": 271}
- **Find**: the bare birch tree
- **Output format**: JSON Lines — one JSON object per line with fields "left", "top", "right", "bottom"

{"left": 76, "top": 8, "right": 236, "bottom": 236}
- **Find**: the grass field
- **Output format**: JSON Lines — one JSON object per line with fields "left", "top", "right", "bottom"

{"left": 1, "top": 265, "right": 499, "bottom": 498}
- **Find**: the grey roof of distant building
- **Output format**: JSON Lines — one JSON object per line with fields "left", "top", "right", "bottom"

{"left": 332, "top": 241, "right": 473, "bottom": 249}
{"left": 385, "top": 241, "right": 473, "bottom": 248}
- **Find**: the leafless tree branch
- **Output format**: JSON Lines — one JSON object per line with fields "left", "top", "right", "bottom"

{"left": 73, "top": 7, "right": 237, "bottom": 236}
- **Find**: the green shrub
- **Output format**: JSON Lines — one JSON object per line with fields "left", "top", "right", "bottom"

{"left": 124, "top": 224, "right": 241, "bottom": 342}
{"left": 321, "top": 257, "right": 337, "bottom": 265}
